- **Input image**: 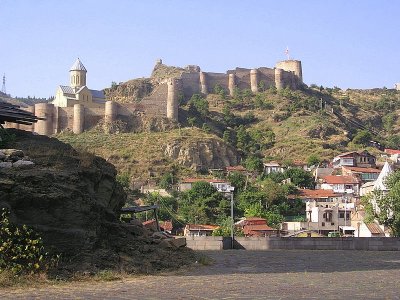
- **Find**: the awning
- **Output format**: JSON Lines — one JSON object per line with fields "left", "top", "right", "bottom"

{"left": 339, "top": 226, "right": 356, "bottom": 231}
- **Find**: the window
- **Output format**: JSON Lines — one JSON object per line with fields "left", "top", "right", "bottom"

{"left": 322, "top": 222, "right": 325, "bottom": 226}
{"left": 346, "top": 213, "right": 350, "bottom": 219}
{"left": 339, "top": 212, "right": 344, "bottom": 218}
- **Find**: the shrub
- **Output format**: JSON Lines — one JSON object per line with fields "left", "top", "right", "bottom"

{"left": 0, "top": 209, "right": 53, "bottom": 275}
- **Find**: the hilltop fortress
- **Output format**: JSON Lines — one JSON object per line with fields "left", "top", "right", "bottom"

{"left": 5, "top": 58, "right": 303, "bottom": 135}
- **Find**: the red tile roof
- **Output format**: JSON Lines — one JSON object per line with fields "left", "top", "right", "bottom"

{"left": 322, "top": 175, "right": 360, "bottom": 184}
{"left": 182, "top": 178, "right": 227, "bottom": 183}
{"left": 243, "top": 224, "right": 275, "bottom": 235}
{"left": 385, "top": 149, "right": 400, "bottom": 155}
{"left": 296, "top": 189, "right": 341, "bottom": 199}
{"left": 160, "top": 220, "right": 173, "bottom": 231}
{"left": 226, "top": 165, "right": 247, "bottom": 171}
{"left": 342, "top": 166, "right": 381, "bottom": 173}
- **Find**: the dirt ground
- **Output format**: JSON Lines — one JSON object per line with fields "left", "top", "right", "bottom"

{"left": 2, "top": 250, "right": 400, "bottom": 299}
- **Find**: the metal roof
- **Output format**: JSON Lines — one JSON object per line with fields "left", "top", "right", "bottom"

{"left": 59, "top": 85, "right": 75, "bottom": 94}
{"left": 90, "top": 89, "right": 105, "bottom": 99}
{"left": 70, "top": 58, "right": 87, "bottom": 72}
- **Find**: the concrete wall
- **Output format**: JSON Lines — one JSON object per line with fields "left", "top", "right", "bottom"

{"left": 186, "top": 236, "right": 400, "bottom": 251}
{"left": 185, "top": 236, "right": 225, "bottom": 250}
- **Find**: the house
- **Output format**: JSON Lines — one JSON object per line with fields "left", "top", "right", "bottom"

{"left": 354, "top": 222, "right": 386, "bottom": 237}
{"left": 183, "top": 224, "right": 219, "bottom": 237}
{"left": 313, "top": 167, "right": 334, "bottom": 181}
{"left": 306, "top": 200, "right": 354, "bottom": 235}
{"left": 225, "top": 165, "right": 248, "bottom": 176}
{"left": 179, "top": 178, "right": 234, "bottom": 193}
{"left": 341, "top": 166, "right": 380, "bottom": 183}
{"left": 332, "top": 150, "right": 376, "bottom": 168}
{"left": 263, "top": 161, "right": 285, "bottom": 174}
{"left": 319, "top": 175, "right": 360, "bottom": 196}
{"left": 236, "top": 217, "right": 278, "bottom": 237}
{"left": 370, "top": 162, "right": 393, "bottom": 215}
{"left": 293, "top": 189, "right": 342, "bottom": 203}
{"left": 52, "top": 58, "right": 106, "bottom": 108}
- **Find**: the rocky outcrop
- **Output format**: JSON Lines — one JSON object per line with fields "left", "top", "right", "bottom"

{"left": 164, "top": 138, "right": 239, "bottom": 170}
{"left": 0, "top": 129, "right": 195, "bottom": 275}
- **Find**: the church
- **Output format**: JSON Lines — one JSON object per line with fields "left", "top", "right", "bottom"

{"left": 52, "top": 58, "right": 106, "bottom": 108}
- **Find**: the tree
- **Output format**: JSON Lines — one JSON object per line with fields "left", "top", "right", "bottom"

{"left": 178, "top": 181, "right": 227, "bottom": 224}
{"left": 284, "top": 168, "right": 314, "bottom": 189}
{"left": 212, "top": 217, "right": 244, "bottom": 237}
{"left": 227, "top": 171, "right": 247, "bottom": 193}
{"left": 187, "top": 116, "right": 196, "bottom": 127}
{"left": 371, "top": 171, "right": 400, "bottom": 236}
{"left": 307, "top": 154, "right": 321, "bottom": 167}
{"left": 243, "top": 156, "right": 264, "bottom": 173}
{"left": 188, "top": 94, "right": 209, "bottom": 117}
{"left": 352, "top": 130, "right": 372, "bottom": 146}
{"left": 223, "top": 130, "right": 232, "bottom": 144}
{"left": 383, "top": 113, "right": 396, "bottom": 133}
{"left": 159, "top": 172, "right": 175, "bottom": 190}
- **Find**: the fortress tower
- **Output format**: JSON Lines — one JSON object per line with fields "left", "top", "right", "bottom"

{"left": 275, "top": 60, "right": 303, "bottom": 84}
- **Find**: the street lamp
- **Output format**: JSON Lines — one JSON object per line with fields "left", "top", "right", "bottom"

{"left": 227, "top": 186, "right": 235, "bottom": 249}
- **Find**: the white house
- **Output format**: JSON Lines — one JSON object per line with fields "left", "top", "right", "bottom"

{"left": 263, "top": 162, "right": 285, "bottom": 174}
{"left": 320, "top": 175, "right": 360, "bottom": 196}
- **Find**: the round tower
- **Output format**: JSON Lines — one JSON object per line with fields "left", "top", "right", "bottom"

{"left": 70, "top": 58, "right": 87, "bottom": 90}
{"left": 228, "top": 74, "right": 236, "bottom": 97}
{"left": 275, "top": 60, "right": 303, "bottom": 84}
{"left": 199, "top": 71, "right": 208, "bottom": 94}
{"left": 275, "top": 68, "right": 283, "bottom": 90}
{"left": 105, "top": 101, "right": 117, "bottom": 123}
{"left": 34, "top": 103, "right": 54, "bottom": 135}
{"left": 73, "top": 104, "right": 85, "bottom": 134}
{"left": 250, "top": 69, "right": 259, "bottom": 93}
{"left": 167, "top": 78, "right": 180, "bottom": 121}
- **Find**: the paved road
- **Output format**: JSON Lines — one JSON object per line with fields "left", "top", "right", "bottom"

{"left": 2, "top": 250, "right": 400, "bottom": 299}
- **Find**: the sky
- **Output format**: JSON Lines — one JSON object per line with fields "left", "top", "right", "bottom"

{"left": 0, "top": 0, "right": 399, "bottom": 98}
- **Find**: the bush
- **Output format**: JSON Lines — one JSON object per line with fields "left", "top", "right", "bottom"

{"left": 0, "top": 209, "right": 53, "bottom": 275}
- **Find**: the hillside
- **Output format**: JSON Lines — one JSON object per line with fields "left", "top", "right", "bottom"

{"left": 55, "top": 82, "right": 400, "bottom": 183}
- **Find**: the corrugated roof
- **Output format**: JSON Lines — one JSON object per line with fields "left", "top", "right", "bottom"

{"left": 70, "top": 58, "right": 87, "bottom": 72}
{"left": 59, "top": 85, "right": 75, "bottom": 94}
{"left": 322, "top": 175, "right": 360, "bottom": 184}
{"left": 343, "top": 166, "right": 381, "bottom": 173}
{"left": 366, "top": 223, "right": 385, "bottom": 234}
{"left": 185, "top": 224, "right": 219, "bottom": 231}
{"left": 90, "top": 89, "right": 105, "bottom": 99}
{"left": 243, "top": 224, "right": 275, "bottom": 235}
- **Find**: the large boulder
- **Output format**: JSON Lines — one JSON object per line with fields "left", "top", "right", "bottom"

{"left": 0, "top": 129, "right": 195, "bottom": 275}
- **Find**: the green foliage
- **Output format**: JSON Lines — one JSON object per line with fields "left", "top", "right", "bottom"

{"left": 382, "top": 113, "right": 396, "bottom": 133}
{"left": 263, "top": 210, "right": 285, "bottom": 229}
{"left": 187, "top": 116, "right": 197, "bottom": 127}
{"left": 178, "top": 182, "right": 227, "bottom": 224}
{"left": 116, "top": 172, "right": 130, "bottom": 189}
{"left": 188, "top": 94, "right": 209, "bottom": 118}
{"left": 0, "top": 128, "right": 16, "bottom": 148}
{"left": 385, "top": 135, "right": 400, "bottom": 149}
{"left": 159, "top": 172, "right": 176, "bottom": 190}
{"left": 253, "top": 94, "right": 274, "bottom": 110}
{"left": 352, "top": 130, "right": 372, "bottom": 146}
{"left": 284, "top": 168, "right": 315, "bottom": 189}
{"left": 307, "top": 154, "right": 321, "bottom": 167}
{"left": 0, "top": 209, "right": 53, "bottom": 275}
{"left": 212, "top": 217, "right": 244, "bottom": 237}
{"left": 202, "top": 123, "right": 211, "bottom": 132}
{"left": 243, "top": 156, "right": 263, "bottom": 173}
{"left": 143, "top": 192, "right": 179, "bottom": 222}
{"left": 227, "top": 172, "right": 247, "bottom": 194}
{"left": 222, "top": 130, "right": 232, "bottom": 144}
{"left": 213, "top": 84, "right": 226, "bottom": 99}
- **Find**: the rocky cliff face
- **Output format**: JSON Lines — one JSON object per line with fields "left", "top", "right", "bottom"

{"left": 0, "top": 130, "right": 194, "bottom": 275}
{"left": 164, "top": 138, "right": 239, "bottom": 170}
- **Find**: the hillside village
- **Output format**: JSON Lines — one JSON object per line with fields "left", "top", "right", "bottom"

{"left": 1, "top": 57, "right": 400, "bottom": 241}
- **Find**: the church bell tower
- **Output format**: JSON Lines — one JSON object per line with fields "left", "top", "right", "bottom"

{"left": 70, "top": 58, "right": 87, "bottom": 90}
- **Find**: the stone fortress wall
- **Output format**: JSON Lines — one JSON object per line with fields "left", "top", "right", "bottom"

{"left": 6, "top": 60, "right": 303, "bottom": 135}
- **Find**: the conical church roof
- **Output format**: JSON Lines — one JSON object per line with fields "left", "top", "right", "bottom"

{"left": 373, "top": 161, "right": 393, "bottom": 191}
{"left": 70, "top": 58, "right": 87, "bottom": 72}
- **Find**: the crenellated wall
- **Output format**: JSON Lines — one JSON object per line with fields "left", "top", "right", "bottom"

{"left": 6, "top": 60, "right": 303, "bottom": 135}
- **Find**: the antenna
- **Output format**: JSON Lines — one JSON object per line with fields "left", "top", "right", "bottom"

{"left": 1, "top": 74, "right": 6, "bottom": 94}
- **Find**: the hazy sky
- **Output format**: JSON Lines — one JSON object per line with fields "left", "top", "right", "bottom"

{"left": 0, "top": 0, "right": 399, "bottom": 98}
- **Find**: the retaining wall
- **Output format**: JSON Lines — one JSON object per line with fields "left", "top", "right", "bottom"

{"left": 185, "top": 236, "right": 400, "bottom": 251}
